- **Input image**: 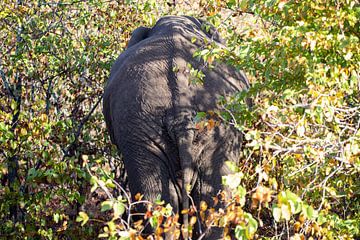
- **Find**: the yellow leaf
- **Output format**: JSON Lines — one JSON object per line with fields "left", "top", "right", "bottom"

{"left": 294, "top": 221, "right": 301, "bottom": 232}
{"left": 181, "top": 209, "right": 189, "bottom": 214}
{"left": 40, "top": 113, "right": 48, "bottom": 122}
{"left": 200, "top": 201, "right": 208, "bottom": 211}
{"left": 76, "top": 212, "right": 89, "bottom": 226}
{"left": 190, "top": 216, "right": 197, "bottom": 225}
{"left": 135, "top": 193, "right": 143, "bottom": 201}
{"left": 20, "top": 128, "right": 27, "bottom": 136}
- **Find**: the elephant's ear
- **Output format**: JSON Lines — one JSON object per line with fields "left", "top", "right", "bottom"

{"left": 127, "top": 26, "right": 151, "bottom": 48}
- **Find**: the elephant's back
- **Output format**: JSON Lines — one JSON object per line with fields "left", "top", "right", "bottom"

{"left": 103, "top": 17, "right": 249, "bottom": 146}
{"left": 105, "top": 15, "right": 248, "bottom": 113}
{"left": 105, "top": 35, "right": 175, "bottom": 113}
{"left": 103, "top": 33, "right": 177, "bottom": 147}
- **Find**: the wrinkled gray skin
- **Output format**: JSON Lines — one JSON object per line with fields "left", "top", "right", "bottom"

{"left": 103, "top": 16, "right": 249, "bottom": 238}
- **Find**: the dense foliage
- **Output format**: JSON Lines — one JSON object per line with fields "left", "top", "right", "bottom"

{"left": 0, "top": 0, "right": 359, "bottom": 239}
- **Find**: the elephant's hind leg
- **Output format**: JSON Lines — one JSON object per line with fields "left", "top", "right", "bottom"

{"left": 122, "top": 142, "right": 180, "bottom": 217}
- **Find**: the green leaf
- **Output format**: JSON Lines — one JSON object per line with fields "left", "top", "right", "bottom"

{"left": 222, "top": 173, "right": 243, "bottom": 189}
{"left": 10, "top": 100, "right": 17, "bottom": 110}
{"left": 282, "top": 89, "right": 295, "bottom": 100}
{"left": 113, "top": 202, "right": 125, "bottom": 219}
{"left": 245, "top": 213, "right": 258, "bottom": 238}
{"left": 194, "top": 112, "right": 206, "bottom": 123}
{"left": 235, "top": 224, "right": 246, "bottom": 240}
{"left": 317, "top": 212, "right": 327, "bottom": 225}
{"left": 76, "top": 211, "right": 89, "bottom": 226}
{"left": 53, "top": 213, "right": 60, "bottom": 223}
{"left": 27, "top": 168, "right": 37, "bottom": 181}
{"left": 107, "top": 221, "right": 116, "bottom": 232}
{"left": 238, "top": 0, "right": 248, "bottom": 11}
{"left": 105, "top": 179, "right": 116, "bottom": 188}
{"left": 149, "top": 216, "right": 158, "bottom": 228}
{"left": 0, "top": 122, "right": 7, "bottom": 132}
{"left": 226, "top": 0, "right": 237, "bottom": 9}
{"left": 302, "top": 204, "right": 317, "bottom": 220}
{"left": 101, "top": 200, "right": 113, "bottom": 212}
{"left": 285, "top": 190, "right": 302, "bottom": 214}
{"left": 225, "top": 161, "right": 240, "bottom": 172}
{"left": 163, "top": 203, "right": 173, "bottom": 217}
{"left": 236, "top": 185, "right": 247, "bottom": 207}
{"left": 90, "top": 176, "right": 98, "bottom": 192}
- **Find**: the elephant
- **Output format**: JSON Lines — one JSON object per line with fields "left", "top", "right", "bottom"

{"left": 103, "top": 16, "right": 250, "bottom": 238}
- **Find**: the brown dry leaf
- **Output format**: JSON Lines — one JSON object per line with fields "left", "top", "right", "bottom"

{"left": 212, "top": 196, "right": 219, "bottom": 206}
{"left": 144, "top": 210, "right": 152, "bottom": 219}
{"left": 207, "top": 118, "right": 215, "bottom": 131}
{"left": 173, "top": 214, "right": 179, "bottom": 223}
{"left": 155, "top": 226, "right": 163, "bottom": 236}
{"left": 298, "top": 214, "right": 305, "bottom": 223}
{"left": 294, "top": 221, "right": 301, "bottom": 232}
{"left": 189, "top": 206, "right": 196, "bottom": 216}
{"left": 207, "top": 55, "right": 214, "bottom": 64}
{"left": 200, "top": 211, "right": 206, "bottom": 221}
{"left": 135, "top": 193, "right": 143, "bottom": 201}
{"left": 134, "top": 220, "right": 144, "bottom": 230}
{"left": 251, "top": 186, "right": 272, "bottom": 208}
{"left": 136, "top": 235, "right": 144, "bottom": 240}
{"left": 164, "top": 216, "right": 172, "bottom": 228}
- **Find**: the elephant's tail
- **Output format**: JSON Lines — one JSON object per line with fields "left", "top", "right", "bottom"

{"left": 178, "top": 131, "right": 197, "bottom": 239}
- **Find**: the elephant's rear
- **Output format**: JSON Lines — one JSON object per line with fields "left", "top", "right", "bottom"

{"left": 103, "top": 26, "right": 185, "bottom": 212}
{"left": 103, "top": 15, "right": 250, "bottom": 239}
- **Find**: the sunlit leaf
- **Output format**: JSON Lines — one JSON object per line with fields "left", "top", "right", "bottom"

{"left": 76, "top": 212, "right": 89, "bottom": 226}
{"left": 113, "top": 202, "right": 125, "bottom": 219}
{"left": 272, "top": 205, "right": 281, "bottom": 222}
{"left": 101, "top": 200, "right": 113, "bottom": 212}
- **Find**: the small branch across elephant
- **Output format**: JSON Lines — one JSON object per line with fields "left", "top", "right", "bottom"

{"left": 103, "top": 15, "right": 250, "bottom": 239}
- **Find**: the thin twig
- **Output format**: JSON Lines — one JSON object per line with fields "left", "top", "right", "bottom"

{"left": 63, "top": 94, "right": 103, "bottom": 157}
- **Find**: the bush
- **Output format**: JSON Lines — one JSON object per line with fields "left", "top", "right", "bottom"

{"left": 0, "top": 0, "right": 359, "bottom": 239}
